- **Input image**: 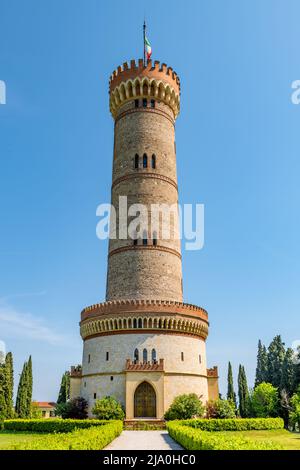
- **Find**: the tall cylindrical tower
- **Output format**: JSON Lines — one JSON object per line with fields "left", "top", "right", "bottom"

{"left": 78, "top": 59, "right": 214, "bottom": 419}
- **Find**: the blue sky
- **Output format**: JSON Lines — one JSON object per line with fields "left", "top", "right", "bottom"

{"left": 1, "top": 0, "right": 299, "bottom": 401}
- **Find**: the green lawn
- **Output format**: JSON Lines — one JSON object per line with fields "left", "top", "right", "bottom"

{"left": 0, "top": 431, "right": 47, "bottom": 450}
{"left": 218, "top": 429, "right": 300, "bottom": 450}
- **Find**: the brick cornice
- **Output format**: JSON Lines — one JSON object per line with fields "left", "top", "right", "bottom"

{"left": 111, "top": 171, "right": 178, "bottom": 191}
{"left": 108, "top": 244, "right": 181, "bottom": 260}
{"left": 115, "top": 107, "right": 175, "bottom": 127}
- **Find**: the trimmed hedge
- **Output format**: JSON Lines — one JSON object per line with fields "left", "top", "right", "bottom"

{"left": 4, "top": 419, "right": 116, "bottom": 433}
{"left": 181, "top": 418, "right": 284, "bottom": 432}
{"left": 167, "top": 421, "right": 282, "bottom": 450}
{"left": 6, "top": 420, "right": 123, "bottom": 450}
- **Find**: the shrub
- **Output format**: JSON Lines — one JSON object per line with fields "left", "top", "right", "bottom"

{"left": 92, "top": 396, "right": 125, "bottom": 420}
{"left": 164, "top": 394, "right": 205, "bottom": 421}
{"left": 7, "top": 420, "right": 123, "bottom": 450}
{"left": 4, "top": 418, "right": 114, "bottom": 433}
{"left": 180, "top": 417, "right": 284, "bottom": 431}
{"left": 166, "top": 421, "right": 282, "bottom": 450}
{"left": 56, "top": 397, "right": 88, "bottom": 419}
{"left": 206, "top": 399, "right": 236, "bottom": 419}
{"left": 251, "top": 383, "right": 279, "bottom": 418}
{"left": 30, "top": 402, "right": 42, "bottom": 419}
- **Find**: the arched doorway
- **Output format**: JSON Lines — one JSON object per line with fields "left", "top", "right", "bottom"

{"left": 134, "top": 381, "right": 156, "bottom": 418}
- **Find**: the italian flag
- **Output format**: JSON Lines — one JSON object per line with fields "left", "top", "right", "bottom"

{"left": 145, "top": 36, "right": 152, "bottom": 60}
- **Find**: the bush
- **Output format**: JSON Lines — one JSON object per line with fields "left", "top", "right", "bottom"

{"left": 164, "top": 394, "right": 205, "bottom": 421}
{"left": 92, "top": 397, "right": 125, "bottom": 420}
{"left": 180, "top": 417, "right": 284, "bottom": 431}
{"left": 3, "top": 418, "right": 115, "bottom": 433}
{"left": 166, "top": 421, "right": 282, "bottom": 450}
{"left": 56, "top": 397, "right": 88, "bottom": 419}
{"left": 206, "top": 399, "right": 236, "bottom": 419}
{"left": 7, "top": 420, "right": 123, "bottom": 450}
{"left": 251, "top": 383, "right": 279, "bottom": 418}
{"left": 30, "top": 402, "right": 42, "bottom": 419}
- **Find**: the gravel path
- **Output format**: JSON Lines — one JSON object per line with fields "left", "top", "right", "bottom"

{"left": 104, "top": 430, "right": 183, "bottom": 450}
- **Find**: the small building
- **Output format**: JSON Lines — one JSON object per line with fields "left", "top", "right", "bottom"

{"left": 34, "top": 402, "right": 56, "bottom": 418}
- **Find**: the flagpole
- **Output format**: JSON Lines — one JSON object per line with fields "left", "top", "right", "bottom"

{"left": 143, "top": 20, "right": 146, "bottom": 66}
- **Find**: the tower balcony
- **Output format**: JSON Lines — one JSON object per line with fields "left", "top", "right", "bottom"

{"left": 125, "top": 358, "right": 164, "bottom": 372}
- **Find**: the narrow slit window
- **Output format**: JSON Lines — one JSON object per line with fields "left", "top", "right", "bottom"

{"left": 152, "top": 349, "right": 157, "bottom": 363}
{"left": 153, "top": 232, "right": 157, "bottom": 246}
{"left": 106, "top": 351, "right": 109, "bottom": 361}
{"left": 135, "top": 99, "right": 139, "bottom": 108}
{"left": 181, "top": 352, "right": 184, "bottom": 361}
{"left": 134, "top": 154, "right": 139, "bottom": 169}
{"left": 134, "top": 348, "right": 139, "bottom": 362}
{"left": 199, "top": 354, "right": 202, "bottom": 364}
{"left": 151, "top": 154, "right": 156, "bottom": 169}
{"left": 94, "top": 393, "right": 97, "bottom": 399}
{"left": 143, "top": 98, "right": 147, "bottom": 108}
{"left": 143, "top": 348, "right": 148, "bottom": 363}
{"left": 143, "top": 153, "right": 148, "bottom": 168}
{"left": 151, "top": 99, "right": 155, "bottom": 108}
{"left": 133, "top": 238, "right": 138, "bottom": 246}
{"left": 88, "top": 354, "right": 91, "bottom": 363}
{"left": 143, "top": 230, "right": 148, "bottom": 246}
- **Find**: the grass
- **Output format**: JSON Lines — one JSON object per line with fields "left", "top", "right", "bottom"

{"left": 0, "top": 431, "right": 47, "bottom": 450}
{"left": 218, "top": 429, "right": 300, "bottom": 450}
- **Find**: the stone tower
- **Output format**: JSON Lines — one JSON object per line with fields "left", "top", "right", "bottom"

{"left": 71, "top": 59, "right": 219, "bottom": 419}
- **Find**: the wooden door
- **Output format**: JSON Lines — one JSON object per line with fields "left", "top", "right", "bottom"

{"left": 134, "top": 381, "right": 156, "bottom": 418}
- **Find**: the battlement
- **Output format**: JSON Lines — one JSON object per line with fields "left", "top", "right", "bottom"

{"left": 109, "top": 59, "right": 180, "bottom": 95}
{"left": 207, "top": 366, "right": 219, "bottom": 378}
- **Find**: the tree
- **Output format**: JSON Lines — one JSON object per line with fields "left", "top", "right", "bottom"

{"left": 31, "top": 402, "right": 42, "bottom": 419}
{"left": 206, "top": 398, "right": 236, "bottom": 419}
{"left": 15, "top": 361, "right": 27, "bottom": 418}
{"left": 294, "top": 346, "right": 300, "bottom": 391}
{"left": 164, "top": 394, "right": 205, "bottom": 420}
{"left": 3, "top": 353, "right": 14, "bottom": 418}
{"left": 227, "top": 362, "right": 236, "bottom": 407}
{"left": 290, "top": 388, "right": 300, "bottom": 430}
{"left": 57, "top": 371, "right": 70, "bottom": 404}
{"left": 281, "top": 348, "right": 296, "bottom": 396}
{"left": 255, "top": 340, "right": 268, "bottom": 386}
{"left": 56, "top": 397, "right": 88, "bottom": 419}
{"left": 25, "top": 356, "right": 33, "bottom": 417}
{"left": 0, "top": 365, "right": 6, "bottom": 420}
{"left": 92, "top": 396, "right": 125, "bottom": 420}
{"left": 251, "top": 382, "right": 278, "bottom": 418}
{"left": 267, "top": 335, "right": 286, "bottom": 389}
{"left": 15, "top": 357, "right": 32, "bottom": 419}
{"left": 238, "top": 365, "right": 250, "bottom": 417}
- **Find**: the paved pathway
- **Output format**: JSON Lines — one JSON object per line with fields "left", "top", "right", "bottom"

{"left": 104, "top": 430, "right": 183, "bottom": 450}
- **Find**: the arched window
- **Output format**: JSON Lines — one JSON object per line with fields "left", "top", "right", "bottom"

{"left": 135, "top": 154, "right": 139, "bottom": 169}
{"left": 143, "top": 153, "right": 148, "bottom": 168}
{"left": 134, "top": 348, "right": 139, "bottom": 363}
{"left": 151, "top": 154, "right": 156, "bottom": 169}
{"left": 150, "top": 99, "right": 155, "bottom": 108}
{"left": 143, "top": 230, "right": 147, "bottom": 246}
{"left": 133, "top": 318, "right": 137, "bottom": 328}
{"left": 133, "top": 238, "right": 138, "bottom": 246}
{"left": 143, "top": 348, "right": 148, "bottom": 363}
{"left": 152, "top": 349, "right": 157, "bottom": 363}
{"left": 143, "top": 98, "right": 147, "bottom": 108}
{"left": 138, "top": 318, "right": 143, "bottom": 328}
{"left": 153, "top": 232, "right": 157, "bottom": 246}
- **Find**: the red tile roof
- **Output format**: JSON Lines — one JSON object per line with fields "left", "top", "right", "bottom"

{"left": 34, "top": 402, "right": 56, "bottom": 408}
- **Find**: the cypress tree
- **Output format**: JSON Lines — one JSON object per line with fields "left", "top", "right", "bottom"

{"left": 57, "top": 371, "right": 70, "bottom": 404}
{"left": 238, "top": 365, "right": 250, "bottom": 417}
{"left": 227, "top": 362, "right": 237, "bottom": 406}
{"left": 4, "top": 352, "right": 14, "bottom": 418}
{"left": 15, "top": 361, "right": 28, "bottom": 418}
{"left": 267, "top": 335, "right": 286, "bottom": 388}
{"left": 255, "top": 340, "right": 269, "bottom": 387}
{"left": 0, "top": 365, "right": 7, "bottom": 419}
{"left": 26, "top": 356, "right": 33, "bottom": 417}
{"left": 281, "top": 348, "right": 296, "bottom": 396}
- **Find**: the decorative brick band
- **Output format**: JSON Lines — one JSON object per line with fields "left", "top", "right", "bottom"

{"left": 81, "top": 299, "right": 208, "bottom": 320}
{"left": 80, "top": 310, "right": 209, "bottom": 341}
{"left": 115, "top": 107, "right": 175, "bottom": 127}
{"left": 108, "top": 245, "right": 182, "bottom": 260}
{"left": 112, "top": 171, "right": 178, "bottom": 191}
{"left": 125, "top": 359, "right": 164, "bottom": 372}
